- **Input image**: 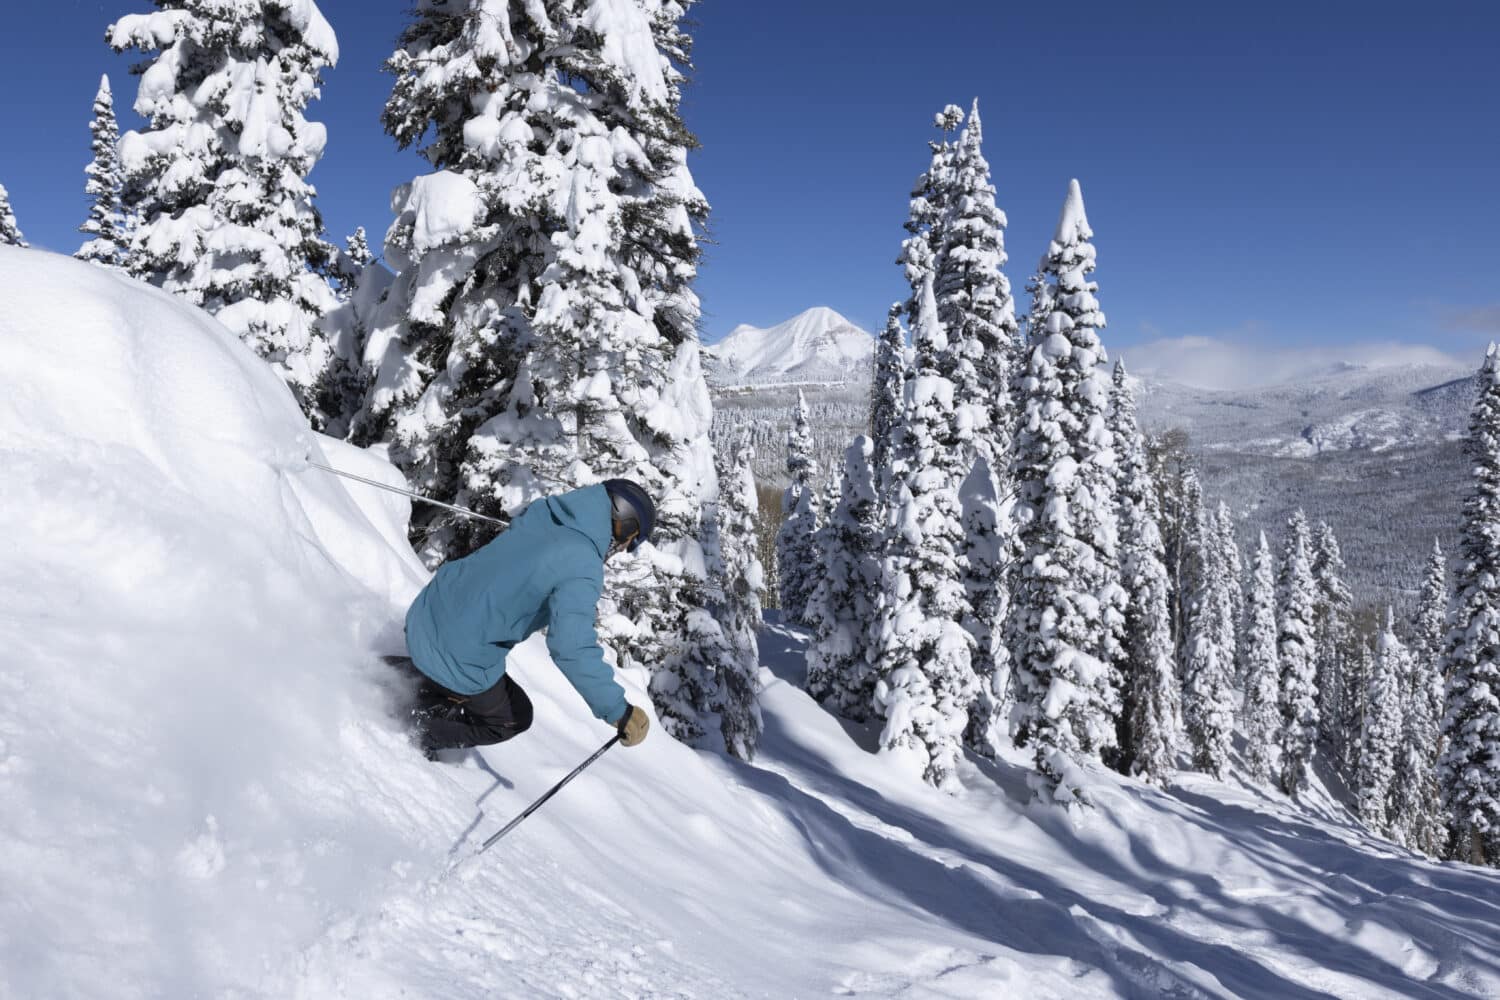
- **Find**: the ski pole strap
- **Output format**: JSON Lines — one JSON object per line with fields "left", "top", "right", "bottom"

{"left": 303, "top": 459, "right": 511, "bottom": 528}
{"left": 477, "top": 735, "right": 622, "bottom": 854}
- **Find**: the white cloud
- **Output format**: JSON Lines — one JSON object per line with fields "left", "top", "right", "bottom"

{"left": 1118, "top": 335, "right": 1471, "bottom": 391}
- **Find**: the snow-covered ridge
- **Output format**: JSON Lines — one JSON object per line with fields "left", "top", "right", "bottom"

{"left": 1134, "top": 361, "right": 1475, "bottom": 456}
{"left": 704, "top": 307, "right": 873, "bottom": 387}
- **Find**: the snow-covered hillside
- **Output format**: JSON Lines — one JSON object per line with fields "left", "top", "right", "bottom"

{"left": 1133, "top": 362, "right": 1474, "bottom": 458}
{"left": 1128, "top": 363, "right": 1476, "bottom": 608}
{"left": 704, "top": 307, "right": 873, "bottom": 387}
{"left": 4, "top": 247, "right": 1500, "bottom": 999}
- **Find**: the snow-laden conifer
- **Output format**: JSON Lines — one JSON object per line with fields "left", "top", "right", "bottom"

{"left": 314, "top": 227, "right": 383, "bottom": 436}
{"left": 1183, "top": 485, "right": 1235, "bottom": 779}
{"left": 806, "top": 436, "right": 882, "bottom": 721}
{"left": 1413, "top": 539, "right": 1449, "bottom": 671}
{"left": 869, "top": 305, "right": 907, "bottom": 486}
{"left": 932, "top": 100, "right": 1019, "bottom": 473}
{"left": 1216, "top": 504, "right": 1244, "bottom": 675}
{"left": 330, "top": 227, "right": 373, "bottom": 301}
{"left": 1243, "top": 531, "right": 1282, "bottom": 786}
{"left": 713, "top": 428, "right": 765, "bottom": 761}
{"left": 816, "top": 474, "right": 842, "bottom": 574}
{"left": 1312, "top": 521, "right": 1355, "bottom": 769}
{"left": 109, "top": 0, "right": 339, "bottom": 417}
{"left": 363, "top": 0, "right": 710, "bottom": 530}
{"left": 1441, "top": 344, "right": 1500, "bottom": 866}
{"left": 77, "top": 75, "right": 128, "bottom": 269}
{"left": 663, "top": 499, "right": 731, "bottom": 749}
{"left": 920, "top": 103, "right": 1019, "bottom": 741}
{"left": 368, "top": 1, "right": 723, "bottom": 741}
{"left": 1359, "top": 609, "right": 1408, "bottom": 834}
{"left": 1277, "top": 509, "right": 1320, "bottom": 798}
{"left": 872, "top": 277, "right": 976, "bottom": 790}
{"left": 776, "top": 390, "right": 823, "bottom": 624}
{"left": 1148, "top": 454, "right": 1184, "bottom": 678}
{"left": 1004, "top": 180, "right": 1123, "bottom": 806}
{"left": 0, "top": 184, "right": 27, "bottom": 247}
{"left": 897, "top": 106, "right": 962, "bottom": 315}
{"left": 1173, "top": 468, "right": 1205, "bottom": 657}
{"left": 1107, "top": 361, "right": 1177, "bottom": 782}
{"left": 1392, "top": 539, "right": 1449, "bottom": 855}
{"left": 959, "top": 456, "right": 1009, "bottom": 755}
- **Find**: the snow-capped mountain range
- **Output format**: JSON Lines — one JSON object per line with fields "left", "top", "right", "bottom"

{"left": 703, "top": 307, "right": 873, "bottom": 388}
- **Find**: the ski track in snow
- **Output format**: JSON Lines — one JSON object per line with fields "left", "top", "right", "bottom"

{"left": 5, "top": 248, "right": 1500, "bottom": 999}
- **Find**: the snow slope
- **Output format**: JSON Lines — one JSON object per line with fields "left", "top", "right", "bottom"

{"left": 4, "top": 247, "right": 1500, "bottom": 998}
{"left": 704, "top": 307, "right": 873, "bottom": 387}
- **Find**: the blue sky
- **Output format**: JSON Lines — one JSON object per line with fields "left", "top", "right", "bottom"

{"left": 3, "top": 1, "right": 1498, "bottom": 384}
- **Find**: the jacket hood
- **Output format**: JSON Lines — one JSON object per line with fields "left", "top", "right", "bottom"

{"left": 544, "top": 484, "right": 613, "bottom": 560}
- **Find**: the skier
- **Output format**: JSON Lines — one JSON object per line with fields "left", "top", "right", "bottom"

{"left": 389, "top": 480, "right": 655, "bottom": 757}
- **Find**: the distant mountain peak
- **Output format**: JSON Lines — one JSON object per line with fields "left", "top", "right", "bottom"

{"left": 705, "top": 307, "right": 874, "bottom": 388}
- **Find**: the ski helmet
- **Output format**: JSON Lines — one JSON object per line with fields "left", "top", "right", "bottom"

{"left": 603, "top": 479, "right": 656, "bottom": 552}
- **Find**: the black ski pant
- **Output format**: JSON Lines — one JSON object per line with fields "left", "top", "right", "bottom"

{"left": 383, "top": 656, "right": 534, "bottom": 752}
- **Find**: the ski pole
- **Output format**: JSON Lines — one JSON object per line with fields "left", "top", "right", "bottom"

{"left": 303, "top": 458, "right": 511, "bottom": 528}
{"left": 474, "top": 735, "right": 622, "bottom": 855}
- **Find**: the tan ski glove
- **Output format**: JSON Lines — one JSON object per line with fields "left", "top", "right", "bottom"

{"left": 615, "top": 704, "right": 650, "bottom": 747}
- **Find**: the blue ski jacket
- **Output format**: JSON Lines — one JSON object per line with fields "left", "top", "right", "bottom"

{"left": 404, "top": 484, "right": 628, "bottom": 724}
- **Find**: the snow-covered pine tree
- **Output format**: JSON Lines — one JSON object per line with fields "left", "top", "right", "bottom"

{"left": 869, "top": 304, "right": 907, "bottom": 485}
{"left": 1358, "top": 609, "right": 1408, "bottom": 835}
{"left": 918, "top": 101, "right": 1019, "bottom": 751}
{"left": 370, "top": 0, "right": 723, "bottom": 742}
{"left": 1215, "top": 503, "right": 1244, "bottom": 676}
{"left": 1413, "top": 538, "right": 1449, "bottom": 671}
{"left": 872, "top": 277, "right": 976, "bottom": 790}
{"left": 1147, "top": 437, "right": 1194, "bottom": 693}
{"left": 314, "top": 227, "right": 384, "bottom": 437}
{"left": 0, "top": 184, "right": 27, "bottom": 247}
{"left": 712, "top": 428, "right": 765, "bottom": 760}
{"left": 1277, "top": 509, "right": 1321, "bottom": 798}
{"left": 1391, "top": 539, "right": 1449, "bottom": 855}
{"left": 77, "top": 75, "right": 128, "bottom": 269}
{"left": 1243, "top": 531, "right": 1282, "bottom": 786}
{"left": 816, "top": 474, "right": 842, "bottom": 576}
{"left": 897, "top": 105, "right": 963, "bottom": 317}
{"left": 109, "top": 0, "right": 339, "bottom": 419}
{"left": 1441, "top": 344, "right": 1500, "bottom": 866}
{"left": 346, "top": 225, "right": 372, "bottom": 266}
{"left": 1171, "top": 468, "right": 1208, "bottom": 683}
{"left": 665, "top": 495, "right": 733, "bottom": 748}
{"left": 776, "top": 390, "right": 823, "bottom": 624}
{"left": 804, "top": 471, "right": 842, "bottom": 652}
{"left": 1003, "top": 179, "right": 1124, "bottom": 806}
{"left": 1183, "top": 489, "right": 1235, "bottom": 779}
{"left": 1312, "top": 521, "right": 1356, "bottom": 770}
{"left": 330, "top": 227, "right": 373, "bottom": 301}
{"left": 1108, "top": 360, "right": 1177, "bottom": 784}
{"left": 1342, "top": 639, "right": 1370, "bottom": 791}
{"left": 932, "top": 99, "right": 1019, "bottom": 474}
{"left": 806, "top": 436, "right": 882, "bottom": 721}
{"left": 959, "top": 456, "right": 1009, "bottom": 755}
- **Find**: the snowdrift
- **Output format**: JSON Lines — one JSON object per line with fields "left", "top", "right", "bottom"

{"left": 3, "top": 247, "right": 1499, "bottom": 999}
